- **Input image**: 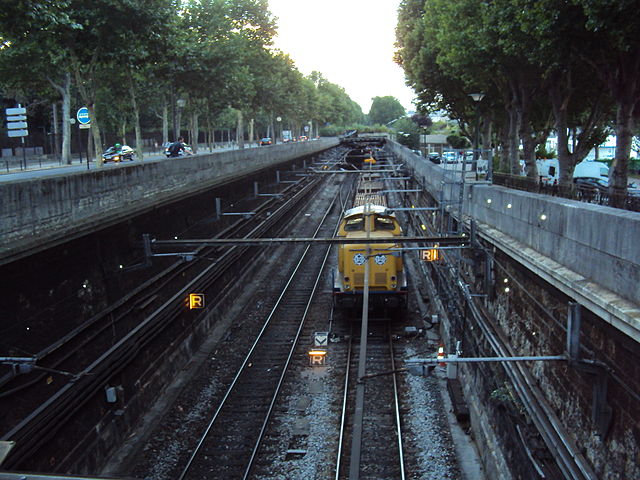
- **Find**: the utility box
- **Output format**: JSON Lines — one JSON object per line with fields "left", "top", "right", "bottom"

{"left": 446, "top": 354, "right": 458, "bottom": 379}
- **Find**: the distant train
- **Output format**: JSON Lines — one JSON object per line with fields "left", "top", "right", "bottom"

{"left": 333, "top": 158, "right": 408, "bottom": 312}
{"left": 341, "top": 136, "right": 387, "bottom": 168}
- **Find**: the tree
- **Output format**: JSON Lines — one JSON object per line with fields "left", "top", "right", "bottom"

{"left": 393, "top": 116, "right": 420, "bottom": 149}
{"left": 368, "top": 96, "right": 405, "bottom": 126}
{"left": 574, "top": 0, "right": 640, "bottom": 204}
{"left": 396, "top": 0, "right": 614, "bottom": 183}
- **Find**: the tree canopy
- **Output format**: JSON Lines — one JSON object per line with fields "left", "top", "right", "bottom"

{"left": 396, "top": 0, "right": 639, "bottom": 200}
{"left": 368, "top": 96, "right": 405, "bottom": 125}
{"left": 0, "top": 0, "right": 370, "bottom": 163}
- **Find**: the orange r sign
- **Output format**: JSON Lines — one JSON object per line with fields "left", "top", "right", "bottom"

{"left": 189, "top": 293, "right": 205, "bottom": 309}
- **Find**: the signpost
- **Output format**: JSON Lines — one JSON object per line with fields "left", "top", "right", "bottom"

{"left": 6, "top": 106, "right": 28, "bottom": 170}
{"left": 76, "top": 107, "right": 91, "bottom": 168}
{"left": 76, "top": 107, "right": 90, "bottom": 125}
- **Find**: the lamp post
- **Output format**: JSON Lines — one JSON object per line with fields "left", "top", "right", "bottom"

{"left": 468, "top": 93, "right": 485, "bottom": 180}
{"left": 276, "top": 116, "right": 282, "bottom": 144}
{"left": 175, "top": 98, "right": 186, "bottom": 140}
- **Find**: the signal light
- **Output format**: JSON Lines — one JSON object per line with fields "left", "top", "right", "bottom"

{"left": 308, "top": 349, "right": 327, "bottom": 366}
{"left": 437, "top": 344, "right": 446, "bottom": 366}
{"left": 421, "top": 246, "right": 440, "bottom": 262}
{"left": 186, "top": 293, "right": 205, "bottom": 309}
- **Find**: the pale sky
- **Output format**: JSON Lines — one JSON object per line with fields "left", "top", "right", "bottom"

{"left": 267, "top": 0, "right": 416, "bottom": 114}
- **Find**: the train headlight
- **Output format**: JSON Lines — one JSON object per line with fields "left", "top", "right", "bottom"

{"left": 353, "top": 253, "right": 366, "bottom": 265}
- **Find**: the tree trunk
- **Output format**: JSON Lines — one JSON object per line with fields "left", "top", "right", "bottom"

{"left": 52, "top": 102, "right": 60, "bottom": 160}
{"left": 237, "top": 109, "right": 244, "bottom": 149}
{"left": 87, "top": 127, "right": 94, "bottom": 162}
{"left": 481, "top": 118, "right": 492, "bottom": 161}
{"left": 610, "top": 100, "right": 634, "bottom": 207}
{"left": 48, "top": 72, "right": 72, "bottom": 165}
{"left": 508, "top": 106, "right": 520, "bottom": 175}
{"left": 190, "top": 112, "right": 199, "bottom": 153}
{"left": 129, "top": 77, "right": 143, "bottom": 160}
{"left": 72, "top": 61, "right": 103, "bottom": 165}
{"left": 162, "top": 96, "right": 169, "bottom": 145}
{"left": 171, "top": 87, "right": 178, "bottom": 141}
{"left": 549, "top": 81, "right": 579, "bottom": 186}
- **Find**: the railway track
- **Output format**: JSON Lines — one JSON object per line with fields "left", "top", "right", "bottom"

{"left": 0, "top": 162, "right": 333, "bottom": 470}
{"left": 177, "top": 187, "right": 342, "bottom": 480}
{"left": 335, "top": 324, "right": 405, "bottom": 480}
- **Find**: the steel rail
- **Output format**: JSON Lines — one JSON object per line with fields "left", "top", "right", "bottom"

{"left": 388, "top": 331, "right": 406, "bottom": 480}
{"left": 242, "top": 194, "right": 341, "bottom": 480}
{"left": 1, "top": 177, "right": 322, "bottom": 468}
{"left": 178, "top": 187, "right": 341, "bottom": 480}
{"left": 0, "top": 177, "right": 309, "bottom": 394}
{"left": 334, "top": 325, "right": 353, "bottom": 480}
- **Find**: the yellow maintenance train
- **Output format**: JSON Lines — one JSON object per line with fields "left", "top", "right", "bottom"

{"left": 333, "top": 169, "right": 408, "bottom": 312}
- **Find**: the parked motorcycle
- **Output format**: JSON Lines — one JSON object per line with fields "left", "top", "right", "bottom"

{"left": 102, "top": 145, "right": 135, "bottom": 163}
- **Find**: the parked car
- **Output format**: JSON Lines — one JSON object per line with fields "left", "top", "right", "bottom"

{"left": 259, "top": 137, "right": 272, "bottom": 146}
{"left": 442, "top": 151, "right": 457, "bottom": 163}
{"left": 428, "top": 152, "right": 441, "bottom": 164}
{"left": 574, "top": 177, "right": 608, "bottom": 194}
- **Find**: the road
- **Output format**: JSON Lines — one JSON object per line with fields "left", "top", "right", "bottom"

{"left": 0, "top": 143, "right": 260, "bottom": 183}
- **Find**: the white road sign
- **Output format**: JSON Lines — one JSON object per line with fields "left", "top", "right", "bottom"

{"left": 7, "top": 121, "right": 27, "bottom": 130}
{"left": 8, "top": 130, "right": 28, "bottom": 137}
{"left": 6, "top": 107, "right": 26, "bottom": 116}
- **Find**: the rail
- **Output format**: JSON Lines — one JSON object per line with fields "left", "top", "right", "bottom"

{"left": 177, "top": 189, "right": 341, "bottom": 480}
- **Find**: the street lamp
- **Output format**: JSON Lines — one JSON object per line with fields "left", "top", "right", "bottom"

{"left": 176, "top": 98, "right": 186, "bottom": 140}
{"left": 468, "top": 93, "right": 485, "bottom": 180}
{"left": 276, "top": 116, "right": 282, "bottom": 144}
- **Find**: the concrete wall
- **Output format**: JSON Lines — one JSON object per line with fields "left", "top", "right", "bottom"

{"left": 0, "top": 139, "right": 338, "bottom": 264}
{"left": 394, "top": 141, "right": 640, "bottom": 478}
{"left": 389, "top": 141, "right": 640, "bottom": 340}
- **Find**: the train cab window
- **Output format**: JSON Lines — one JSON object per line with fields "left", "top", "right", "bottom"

{"left": 344, "top": 216, "right": 364, "bottom": 231}
{"left": 374, "top": 216, "right": 396, "bottom": 230}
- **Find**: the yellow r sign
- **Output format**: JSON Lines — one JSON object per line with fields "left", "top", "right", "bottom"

{"left": 189, "top": 293, "right": 205, "bottom": 309}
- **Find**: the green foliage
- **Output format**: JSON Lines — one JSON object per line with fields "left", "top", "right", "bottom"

{"left": 0, "top": 0, "right": 364, "bottom": 150}
{"left": 319, "top": 124, "right": 388, "bottom": 137}
{"left": 535, "top": 145, "right": 556, "bottom": 160}
{"left": 368, "top": 96, "right": 405, "bottom": 125}
{"left": 446, "top": 135, "right": 470, "bottom": 149}
{"left": 395, "top": 0, "right": 634, "bottom": 186}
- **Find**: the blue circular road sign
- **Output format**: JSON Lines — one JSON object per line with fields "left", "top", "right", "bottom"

{"left": 76, "top": 107, "right": 90, "bottom": 125}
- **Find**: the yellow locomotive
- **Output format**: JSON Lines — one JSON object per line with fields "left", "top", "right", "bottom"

{"left": 333, "top": 173, "right": 408, "bottom": 311}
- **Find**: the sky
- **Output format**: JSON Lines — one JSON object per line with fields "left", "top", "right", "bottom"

{"left": 267, "top": 0, "right": 417, "bottom": 114}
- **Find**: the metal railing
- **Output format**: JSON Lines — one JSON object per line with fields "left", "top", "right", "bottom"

{"left": 493, "top": 172, "right": 640, "bottom": 213}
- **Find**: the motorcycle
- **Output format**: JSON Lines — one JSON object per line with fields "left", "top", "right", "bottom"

{"left": 102, "top": 145, "right": 135, "bottom": 163}
{"left": 164, "top": 142, "right": 193, "bottom": 157}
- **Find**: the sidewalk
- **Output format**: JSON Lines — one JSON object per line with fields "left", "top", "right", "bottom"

{"left": 0, "top": 142, "right": 251, "bottom": 176}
